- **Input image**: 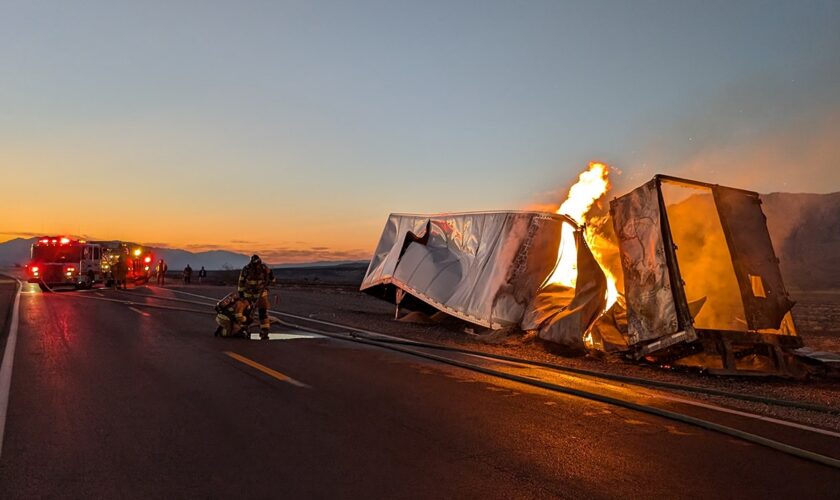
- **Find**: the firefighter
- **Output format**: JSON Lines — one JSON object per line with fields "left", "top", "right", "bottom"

{"left": 238, "top": 254, "right": 275, "bottom": 340}
{"left": 116, "top": 254, "right": 129, "bottom": 290}
{"left": 214, "top": 291, "right": 251, "bottom": 337}
{"left": 111, "top": 255, "right": 122, "bottom": 289}
{"left": 156, "top": 259, "right": 168, "bottom": 286}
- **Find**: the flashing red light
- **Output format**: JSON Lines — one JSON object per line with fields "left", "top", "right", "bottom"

{"left": 60, "top": 237, "right": 70, "bottom": 245}
{"left": 51, "top": 239, "right": 57, "bottom": 244}
{"left": 67, "top": 267, "right": 76, "bottom": 272}
{"left": 31, "top": 266, "right": 39, "bottom": 273}
{"left": 40, "top": 239, "right": 49, "bottom": 244}
{"left": 144, "top": 256, "right": 152, "bottom": 263}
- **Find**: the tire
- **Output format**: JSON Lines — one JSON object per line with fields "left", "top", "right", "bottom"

{"left": 87, "top": 271, "right": 95, "bottom": 289}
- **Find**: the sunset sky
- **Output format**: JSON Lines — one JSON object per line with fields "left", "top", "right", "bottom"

{"left": 2, "top": 1, "right": 839, "bottom": 262}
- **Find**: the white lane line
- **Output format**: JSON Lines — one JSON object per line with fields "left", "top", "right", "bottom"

{"left": 469, "top": 353, "right": 840, "bottom": 438}
{"left": 651, "top": 393, "right": 840, "bottom": 439}
{"left": 164, "top": 288, "right": 218, "bottom": 303}
{"left": 128, "top": 306, "right": 151, "bottom": 317}
{"left": 0, "top": 278, "right": 23, "bottom": 457}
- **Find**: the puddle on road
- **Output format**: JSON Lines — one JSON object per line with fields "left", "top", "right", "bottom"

{"left": 245, "top": 331, "right": 324, "bottom": 341}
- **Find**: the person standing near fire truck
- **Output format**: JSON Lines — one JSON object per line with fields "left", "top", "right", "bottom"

{"left": 156, "top": 259, "right": 168, "bottom": 286}
{"left": 115, "top": 254, "right": 128, "bottom": 290}
{"left": 238, "top": 255, "right": 275, "bottom": 340}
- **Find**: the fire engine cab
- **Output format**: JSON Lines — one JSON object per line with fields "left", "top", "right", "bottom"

{"left": 25, "top": 237, "right": 104, "bottom": 291}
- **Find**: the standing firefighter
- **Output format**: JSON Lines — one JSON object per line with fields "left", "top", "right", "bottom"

{"left": 156, "top": 259, "right": 168, "bottom": 286}
{"left": 238, "top": 255, "right": 275, "bottom": 340}
{"left": 115, "top": 254, "right": 129, "bottom": 290}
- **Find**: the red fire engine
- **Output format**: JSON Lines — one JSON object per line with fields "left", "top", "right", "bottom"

{"left": 97, "top": 241, "right": 155, "bottom": 286}
{"left": 25, "top": 237, "right": 154, "bottom": 291}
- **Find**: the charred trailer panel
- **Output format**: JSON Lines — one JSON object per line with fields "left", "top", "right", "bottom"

{"left": 611, "top": 175, "right": 801, "bottom": 375}
{"left": 361, "top": 211, "right": 606, "bottom": 349}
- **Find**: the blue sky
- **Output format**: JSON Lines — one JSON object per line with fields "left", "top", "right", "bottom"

{"left": 1, "top": 1, "right": 838, "bottom": 259}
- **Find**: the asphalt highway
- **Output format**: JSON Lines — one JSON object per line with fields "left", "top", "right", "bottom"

{"left": 0, "top": 281, "right": 838, "bottom": 498}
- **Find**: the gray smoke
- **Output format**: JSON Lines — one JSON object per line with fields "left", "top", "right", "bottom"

{"left": 618, "top": 60, "right": 840, "bottom": 195}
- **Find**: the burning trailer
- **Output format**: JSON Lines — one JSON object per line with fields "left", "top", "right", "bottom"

{"left": 361, "top": 168, "right": 826, "bottom": 377}
{"left": 598, "top": 174, "right": 804, "bottom": 375}
{"left": 360, "top": 211, "right": 607, "bottom": 348}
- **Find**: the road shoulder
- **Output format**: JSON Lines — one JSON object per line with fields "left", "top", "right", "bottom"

{"left": 0, "top": 276, "right": 19, "bottom": 357}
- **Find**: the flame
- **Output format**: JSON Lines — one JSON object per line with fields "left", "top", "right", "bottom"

{"left": 590, "top": 233, "right": 620, "bottom": 310}
{"left": 557, "top": 162, "right": 611, "bottom": 222}
{"left": 545, "top": 162, "right": 619, "bottom": 310}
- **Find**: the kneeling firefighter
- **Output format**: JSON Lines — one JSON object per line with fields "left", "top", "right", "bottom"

{"left": 238, "top": 254, "right": 276, "bottom": 340}
{"left": 214, "top": 292, "right": 251, "bottom": 337}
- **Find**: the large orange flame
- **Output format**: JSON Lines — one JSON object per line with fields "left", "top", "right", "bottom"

{"left": 545, "top": 162, "right": 619, "bottom": 310}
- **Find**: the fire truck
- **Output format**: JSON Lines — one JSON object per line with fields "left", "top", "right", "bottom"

{"left": 25, "top": 237, "right": 154, "bottom": 291}
{"left": 97, "top": 241, "right": 155, "bottom": 286}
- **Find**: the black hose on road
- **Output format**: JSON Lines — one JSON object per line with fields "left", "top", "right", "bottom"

{"left": 102, "top": 287, "right": 840, "bottom": 415}
{"left": 33, "top": 285, "right": 840, "bottom": 468}
{"left": 274, "top": 316, "right": 840, "bottom": 470}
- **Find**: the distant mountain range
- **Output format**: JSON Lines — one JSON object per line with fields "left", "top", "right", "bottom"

{"left": 0, "top": 238, "right": 35, "bottom": 268}
{"left": 2, "top": 191, "right": 838, "bottom": 289}
{"left": 0, "top": 238, "right": 366, "bottom": 271}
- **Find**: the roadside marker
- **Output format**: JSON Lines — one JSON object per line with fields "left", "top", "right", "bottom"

{"left": 0, "top": 278, "right": 22, "bottom": 457}
{"left": 223, "top": 351, "right": 310, "bottom": 388}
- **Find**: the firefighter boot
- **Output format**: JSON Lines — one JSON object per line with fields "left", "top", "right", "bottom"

{"left": 259, "top": 308, "right": 270, "bottom": 340}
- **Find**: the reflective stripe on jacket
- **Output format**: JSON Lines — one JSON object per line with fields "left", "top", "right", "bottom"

{"left": 237, "top": 263, "right": 275, "bottom": 295}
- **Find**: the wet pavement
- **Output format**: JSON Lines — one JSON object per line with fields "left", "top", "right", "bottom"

{"left": 0, "top": 282, "right": 838, "bottom": 498}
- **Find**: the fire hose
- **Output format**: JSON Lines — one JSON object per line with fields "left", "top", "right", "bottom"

{"left": 279, "top": 316, "right": 840, "bottom": 470}
{"left": 29, "top": 284, "right": 840, "bottom": 469}
{"left": 111, "top": 288, "right": 840, "bottom": 416}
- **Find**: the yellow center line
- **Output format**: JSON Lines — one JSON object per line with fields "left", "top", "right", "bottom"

{"left": 223, "top": 351, "right": 310, "bottom": 388}
{"left": 128, "top": 306, "right": 150, "bottom": 317}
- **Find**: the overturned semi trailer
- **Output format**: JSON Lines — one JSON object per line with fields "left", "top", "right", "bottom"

{"left": 599, "top": 175, "right": 805, "bottom": 375}
{"left": 360, "top": 211, "right": 606, "bottom": 348}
